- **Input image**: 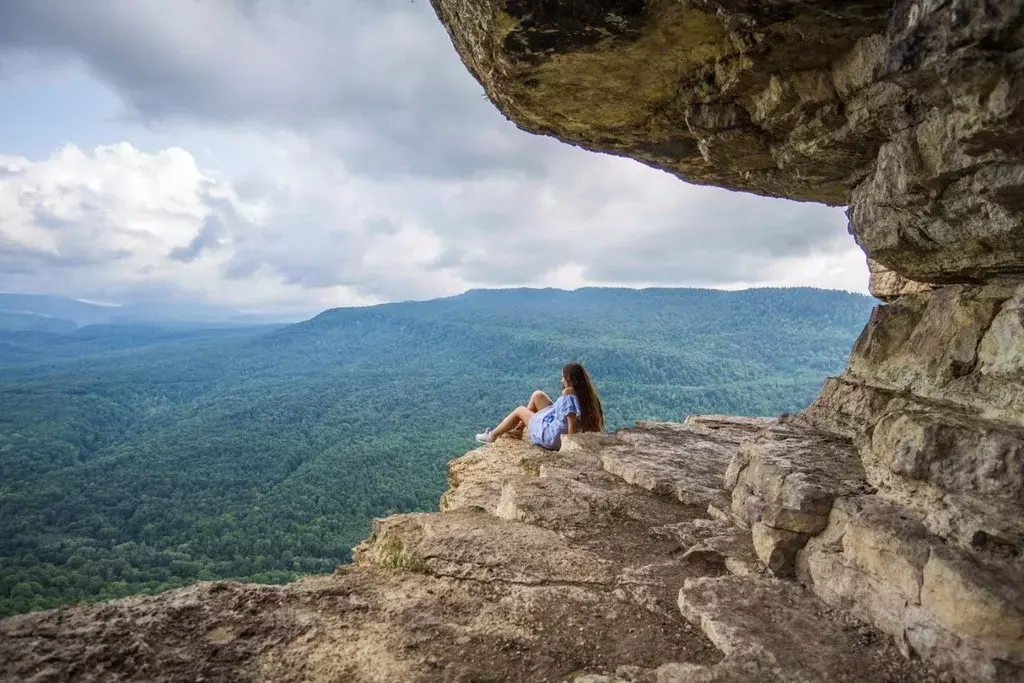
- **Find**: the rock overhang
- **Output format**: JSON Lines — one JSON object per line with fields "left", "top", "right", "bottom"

{"left": 430, "top": 0, "right": 1024, "bottom": 284}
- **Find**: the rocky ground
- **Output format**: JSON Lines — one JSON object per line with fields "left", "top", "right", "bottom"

{"left": 0, "top": 418, "right": 942, "bottom": 682}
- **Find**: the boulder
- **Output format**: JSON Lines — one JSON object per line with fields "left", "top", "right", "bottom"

{"left": 798, "top": 495, "right": 1024, "bottom": 681}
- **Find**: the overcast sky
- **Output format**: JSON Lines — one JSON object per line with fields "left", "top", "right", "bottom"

{"left": 0, "top": 0, "right": 868, "bottom": 317}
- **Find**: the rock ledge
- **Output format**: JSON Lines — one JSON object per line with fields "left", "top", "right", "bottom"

{"left": 1, "top": 422, "right": 946, "bottom": 682}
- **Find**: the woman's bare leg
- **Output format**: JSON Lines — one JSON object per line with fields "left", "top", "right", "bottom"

{"left": 509, "top": 391, "right": 552, "bottom": 438}
{"left": 528, "top": 390, "right": 553, "bottom": 412}
{"left": 490, "top": 406, "right": 535, "bottom": 439}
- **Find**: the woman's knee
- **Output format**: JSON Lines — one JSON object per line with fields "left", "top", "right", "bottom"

{"left": 529, "top": 390, "right": 550, "bottom": 409}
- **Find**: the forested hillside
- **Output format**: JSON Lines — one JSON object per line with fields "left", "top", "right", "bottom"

{"left": 0, "top": 287, "right": 875, "bottom": 617}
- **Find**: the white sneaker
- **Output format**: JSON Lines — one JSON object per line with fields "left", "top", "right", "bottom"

{"left": 475, "top": 430, "right": 495, "bottom": 444}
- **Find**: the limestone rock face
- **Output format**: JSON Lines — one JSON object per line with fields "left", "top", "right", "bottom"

{"left": 796, "top": 495, "right": 1024, "bottom": 682}
{"left": 788, "top": 283, "right": 1024, "bottom": 679}
{"left": 792, "top": 282, "right": 1024, "bottom": 679}
{"left": 803, "top": 283, "right": 1024, "bottom": 551}
{"left": 727, "top": 422, "right": 871, "bottom": 536}
{"left": 430, "top": 0, "right": 1024, "bottom": 283}
{"left": 676, "top": 573, "right": 930, "bottom": 683}
{"left": 430, "top": 0, "right": 889, "bottom": 206}
{"left": 867, "top": 259, "right": 936, "bottom": 302}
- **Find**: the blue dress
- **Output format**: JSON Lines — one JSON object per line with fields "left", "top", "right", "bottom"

{"left": 528, "top": 394, "right": 581, "bottom": 450}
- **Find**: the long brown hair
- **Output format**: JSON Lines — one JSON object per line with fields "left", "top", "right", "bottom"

{"left": 563, "top": 362, "right": 604, "bottom": 433}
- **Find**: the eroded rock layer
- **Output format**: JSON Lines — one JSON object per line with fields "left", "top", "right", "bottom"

{"left": 802, "top": 283, "right": 1024, "bottom": 552}
{"left": 794, "top": 282, "right": 1024, "bottom": 680}
{"left": 430, "top": 0, "right": 1024, "bottom": 283}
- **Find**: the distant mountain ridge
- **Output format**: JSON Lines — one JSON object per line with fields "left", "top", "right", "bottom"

{"left": 0, "top": 293, "right": 115, "bottom": 330}
{"left": 0, "top": 293, "right": 291, "bottom": 331}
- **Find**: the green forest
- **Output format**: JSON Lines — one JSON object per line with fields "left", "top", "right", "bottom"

{"left": 0, "top": 287, "right": 875, "bottom": 617}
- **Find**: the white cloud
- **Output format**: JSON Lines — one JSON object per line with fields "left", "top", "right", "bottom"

{"left": 0, "top": 143, "right": 363, "bottom": 313}
{"left": 0, "top": 140, "right": 866, "bottom": 315}
{"left": 1, "top": 143, "right": 205, "bottom": 265}
{"left": 0, "top": 1, "right": 870, "bottom": 314}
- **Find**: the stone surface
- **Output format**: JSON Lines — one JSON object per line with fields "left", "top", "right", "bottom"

{"left": 869, "top": 409, "right": 1024, "bottom": 503}
{"left": 842, "top": 284, "right": 1024, "bottom": 426}
{"left": 798, "top": 376, "right": 896, "bottom": 443}
{"left": 430, "top": 0, "right": 1024, "bottom": 283}
{"left": 676, "top": 574, "right": 934, "bottom": 683}
{"left": 353, "top": 511, "right": 615, "bottom": 585}
{"left": 920, "top": 549, "right": 1024, "bottom": 659}
{"left": 439, "top": 436, "right": 554, "bottom": 513}
{"left": 802, "top": 285, "right": 1024, "bottom": 556}
{"left": 868, "top": 405, "right": 1024, "bottom": 552}
{"left": 654, "top": 517, "right": 763, "bottom": 578}
{"left": 494, "top": 473, "right": 623, "bottom": 528}
{"left": 798, "top": 495, "right": 1024, "bottom": 681}
{"left": 0, "top": 567, "right": 721, "bottom": 683}
{"left": 652, "top": 659, "right": 766, "bottom": 683}
{"left": 728, "top": 423, "right": 870, "bottom": 534}
{"left": 751, "top": 522, "right": 807, "bottom": 576}
{"left": 839, "top": 497, "right": 932, "bottom": 603}
{"left": 681, "top": 415, "right": 776, "bottom": 432}
{"left": 798, "top": 547, "right": 911, "bottom": 647}
{"left": 431, "top": 0, "right": 890, "bottom": 205}
{"left": 868, "top": 259, "right": 937, "bottom": 301}
{"left": 603, "top": 418, "right": 772, "bottom": 510}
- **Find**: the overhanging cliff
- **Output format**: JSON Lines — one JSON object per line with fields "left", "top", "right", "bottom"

{"left": 427, "top": 0, "right": 1024, "bottom": 678}
{"left": 431, "top": 0, "right": 1024, "bottom": 283}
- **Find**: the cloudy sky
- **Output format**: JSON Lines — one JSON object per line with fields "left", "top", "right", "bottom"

{"left": 0, "top": 0, "right": 868, "bottom": 317}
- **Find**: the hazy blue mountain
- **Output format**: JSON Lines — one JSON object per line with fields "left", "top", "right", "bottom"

{"left": 0, "top": 293, "right": 115, "bottom": 328}
{"left": 0, "top": 293, "right": 293, "bottom": 332}
{"left": 0, "top": 310, "right": 79, "bottom": 334}
{"left": 0, "top": 286, "right": 876, "bottom": 617}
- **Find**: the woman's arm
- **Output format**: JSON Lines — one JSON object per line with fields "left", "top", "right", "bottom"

{"left": 566, "top": 413, "right": 577, "bottom": 434}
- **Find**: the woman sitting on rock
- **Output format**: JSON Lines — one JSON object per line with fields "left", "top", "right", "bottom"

{"left": 475, "top": 362, "right": 605, "bottom": 450}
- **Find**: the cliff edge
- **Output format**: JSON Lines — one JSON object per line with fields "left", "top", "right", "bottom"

{"left": 2, "top": 419, "right": 942, "bottom": 682}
